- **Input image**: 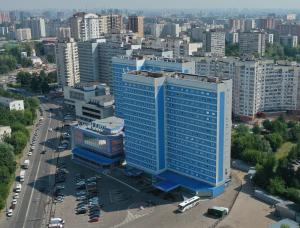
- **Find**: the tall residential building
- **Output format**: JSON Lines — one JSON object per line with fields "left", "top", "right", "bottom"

{"left": 279, "top": 35, "right": 298, "bottom": 48}
{"left": 70, "top": 12, "right": 100, "bottom": 41}
{"left": 161, "top": 23, "right": 180, "bottom": 38}
{"left": 57, "top": 27, "right": 71, "bottom": 41}
{"left": 150, "top": 23, "right": 165, "bottom": 38}
{"left": 128, "top": 15, "right": 144, "bottom": 38}
{"left": 112, "top": 56, "right": 195, "bottom": 118}
{"left": 107, "top": 14, "right": 123, "bottom": 34}
{"left": 29, "top": 17, "right": 46, "bottom": 39}
{"left": 15, "top": 28, "right": 31, "bottom": 41}
{"left": 56, "top": 38, "right": 80, "bottom": 87}
{"left": 194, "top": 57, "right": 300, "bottom": 120}
{"left": 239, "top": 31, "right": 266, "bottom": 57}
{"left": 203, "top": 31, "right": 225, "bottom": 57}
{"left": 0, "top": 12, "right": 10, "bottom": 24}
{"left": 78, "top": 38, "right": 106, "bottom": 82}
{"left": 121, "top": 71, "right": 232, "bottom": 197}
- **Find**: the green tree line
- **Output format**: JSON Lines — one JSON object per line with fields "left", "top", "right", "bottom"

{"left": 0, "top": 88, "right": 39, "bottom": 209}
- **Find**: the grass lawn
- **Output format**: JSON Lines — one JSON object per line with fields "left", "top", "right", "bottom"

{"left": 275, "top": 142, "right": 296, "bottom": 160}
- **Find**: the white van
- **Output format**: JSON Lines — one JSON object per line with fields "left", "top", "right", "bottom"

{"left": 15, "top": 184, "right": 22, "bottom": 193}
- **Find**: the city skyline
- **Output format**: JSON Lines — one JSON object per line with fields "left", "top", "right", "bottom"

{"left": 1, "top": 0, "right": 300, "bottom": 10}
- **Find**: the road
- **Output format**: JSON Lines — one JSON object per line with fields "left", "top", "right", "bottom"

{"left": 0, "top": 99, "right": 62, "bottom": 228}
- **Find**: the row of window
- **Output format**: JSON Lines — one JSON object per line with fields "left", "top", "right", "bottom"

{"left": 167, "top": 97, "right": 217, "bottom": 111}
{"left": 166, "top": 114, "right": 217, "bottom": 130}
{"left": 168, "top": 164, "right": 215, "bottom": 183}
{"left": 125, "top": 131, "right": 156, "bottom": 144}
{"left": 168, "top": 132, "right": 216, "bottom": 148}
{"left": 125, "top": 120, "right": 156, "bottom": 133}
{"left": 166, "top": 103, "right": 216, "bottom": 117}
{"left": 167, "top": 139, "right": 216, "bottom": 159}
{"left": 123, "top": 108, "right": 156, "bottom": 121}
{"left": 167, "top": 159, "right": 216, "bottom": 178}
{"left": 166, "top": 85, "right": 217, "bottom": 98}
{"left": 167, "top": 125, "right": 217, "bottom": 142}
{"left": 167, "top": 108, "right": 217, "bottom": 123}
{"left": 166, "top": 90, "right": 217, "bottom": 104}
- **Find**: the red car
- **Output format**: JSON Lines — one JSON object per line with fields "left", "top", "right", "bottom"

{"left": 88, "top": 217, "right": 99, "bottom": 223}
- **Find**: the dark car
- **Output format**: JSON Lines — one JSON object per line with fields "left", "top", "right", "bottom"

{"left": 88, "top": 217, "right": 99, "bottom": 223}
{"left": 76, "top": 208, "right": 87, "bottom": 214}
{"left": 76, "top": 185, "right": 86, "bottom": 190}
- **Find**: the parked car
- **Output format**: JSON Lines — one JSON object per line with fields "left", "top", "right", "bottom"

{"left": 76, "top": 208, "right": 87, "bottom": 214}
{"left": 6, "top": 209, "right": 13, "bottom": 217}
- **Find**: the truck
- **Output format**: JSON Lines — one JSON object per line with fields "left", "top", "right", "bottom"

{"left": 207, "top": 206, "right": 229, "bottom": 218}
{"left": 23, "top": 160, "right": 30, "bottom": 169}
{"left": 19, "top": 170, "right": 25, "bottom": 182}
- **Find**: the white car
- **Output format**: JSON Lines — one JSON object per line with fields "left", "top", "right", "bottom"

{"left": 13, "top": 193, "right": 19, "bottom": 199}
{"left": 12, "top": 199, "right": 17, "bottom": 205}
{"left": 6, "top": 209, "right": 13, "bottom": 217}
{"left": 28, "top": 152, "right": 32, "bottom": 156}
{"left": 48, "top": 128, "right": 53, "bottom": 132}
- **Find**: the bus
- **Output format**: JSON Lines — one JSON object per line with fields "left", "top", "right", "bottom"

{"left": 178, "top": 196, "right": 201, "bottom": 212}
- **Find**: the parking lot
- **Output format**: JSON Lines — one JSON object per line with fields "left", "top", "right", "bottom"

{"left": 48, "top": 145, "right": 243, "bottom": 228}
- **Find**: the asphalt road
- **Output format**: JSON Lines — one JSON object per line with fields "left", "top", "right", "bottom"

{"left": 1, "top": 99, "right": 62, "bottom": 228}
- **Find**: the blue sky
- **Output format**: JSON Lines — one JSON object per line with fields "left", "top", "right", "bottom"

{"left": 1, "top": 0, "right": 300, "bottom": 10}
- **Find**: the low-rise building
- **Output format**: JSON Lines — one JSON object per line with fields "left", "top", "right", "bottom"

{"left": 71, "top": 117, "right": 124, "bottom": 170}
{"left": 0, "top": 97, "right": 24, "bottom": 111}
{"left": 63, "top": 83, "right": 114, "bottom": 123}
{"left": 0, "top": 125, "right": 11, "bottom": 141}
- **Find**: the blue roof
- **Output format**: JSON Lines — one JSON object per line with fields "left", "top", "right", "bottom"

{"left": 156, "top": 170, "right": 214, "bottom": 192}
{"left": 72, "top": 147, "right": 121, "bottom": 165}
{"left": 153, "top": 180, "right": 180, "bottom": 192}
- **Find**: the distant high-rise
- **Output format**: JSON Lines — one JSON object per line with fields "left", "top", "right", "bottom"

{"left": 78, "top": 38, "right": 106, "bottom": 83}
{"left": 239, "top": 31, "right": 266, "bottom": 57}
{"left": 107, "top": 14, "right": 123, "bottom": 34}
{"left": 203, "top": 31, "right": 225, "bottom": 57}
{"left": 128, "top": 15, "right": 144, "bottom": 38}
{"left": 0, "top": 12, "right": 10, "bottom": 24}
{"left": 16, "top": 28, "right": 31, "bottom": 41}
{"left": 57, "top": 27, "right": 71, "bottom": 41}
{"left": 56, "top": 38, "right": 80, "bottom": 87}
{"left": 30, "top": 17, "right": 46, "bottom": 39}
{"left": 70, "top": 13, "right": 100, "bottom": 41}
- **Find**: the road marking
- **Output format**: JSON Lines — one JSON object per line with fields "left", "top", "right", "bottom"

{"left": 102, "top": 173, "right": 140, "bottom": 193}
{"left": 22, "top": 107, "right": 52, "bottom": 228}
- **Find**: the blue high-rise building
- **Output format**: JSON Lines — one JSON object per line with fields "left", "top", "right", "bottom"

{"left": 112, "top": 56, "right": 195, "bottom": 118}
{"left": 122, "top": 71, "right": 232, "bottom": 197}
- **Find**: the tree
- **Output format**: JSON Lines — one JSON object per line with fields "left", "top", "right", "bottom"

{"left": 252, "top": 124, "right": 261, "bottom": 134}
{"left": 268, "top": 176, "right": 286, "bottom": 195}
{"left": 235, "top": 124, "right": 249, "bottom": 135}
{"left": 6, "top": 131, "right": 28, "bottom": 154}
{"left": 263, "top": 119, "right": 273, "bottom": 131}
{"left": 0, "top": 143, "right": 15, "bottom": 174}
{"left": 265, "top": 133, "right": 283, "bottom": 152}
{"left": 280, "top": 224, "right": 290, "bottom": 228}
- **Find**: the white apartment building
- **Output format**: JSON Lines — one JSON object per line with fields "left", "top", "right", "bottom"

{"left": 56, "top": 38, "right": 80, "bottom": 87}
{"left": 70, "top": 13, "right": 100, "bottom": 41}
{"left": 0, "top": 97, "right": 24, "bottom": 111}
{"left": 16, "top": 28, "right": 31, "bottom": 41}
{"left": 194, "top": 57, "right": 300, "bottom": 120}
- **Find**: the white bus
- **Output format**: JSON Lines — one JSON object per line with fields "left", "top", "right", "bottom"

{"left": 178, "top": 196, "right": 201, "bottom": 212}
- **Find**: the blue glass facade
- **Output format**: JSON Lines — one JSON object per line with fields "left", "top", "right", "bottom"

{"left": 112, "top": 57, "right": 195, "bottom": 118}
{"left": 165, "top": 84, "right": 219, "bottom": 184}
